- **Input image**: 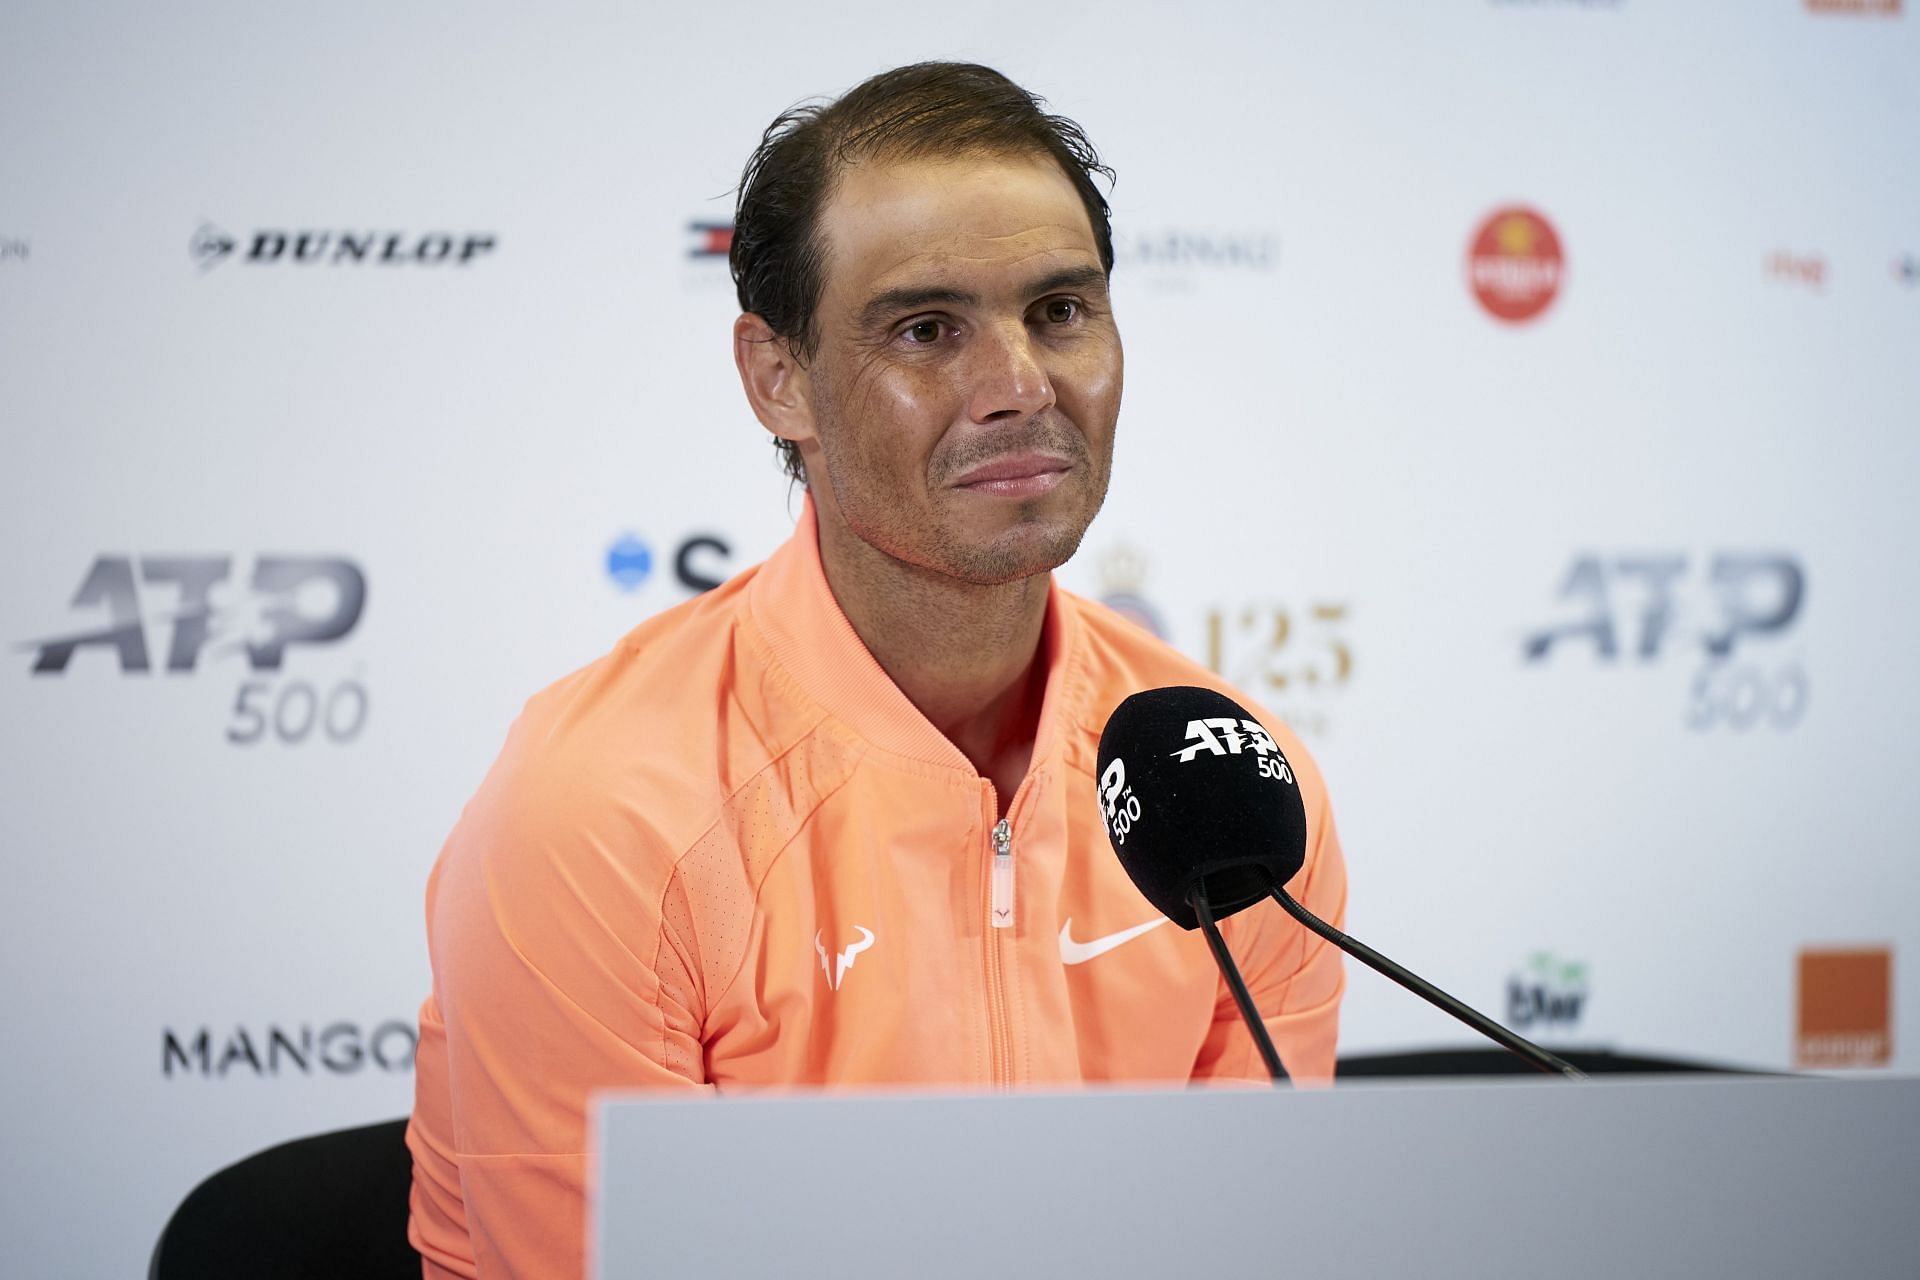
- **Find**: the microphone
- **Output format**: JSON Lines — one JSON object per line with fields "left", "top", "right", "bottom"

{"left": 1097, "top": 685, "right": 1586, "bottom": 1082}
{"left": 1096, "top": 685, "right": 1301, "bottom": 1083}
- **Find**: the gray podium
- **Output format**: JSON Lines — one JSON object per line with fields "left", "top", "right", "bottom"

{"left": 593, "top": 1075, "right": 1919, "bottom": 1279}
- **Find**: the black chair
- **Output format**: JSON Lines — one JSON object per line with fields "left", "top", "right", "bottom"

{"left": 1336, "top": 1046, "right": 1766, "bottom": 1078}
{"left": 150, "top": 1117, "right": 418, "bottom": 1280}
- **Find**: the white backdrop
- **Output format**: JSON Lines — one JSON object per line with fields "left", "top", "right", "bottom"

{"left": 2, "top": 2, "right": 1915, "bottom": 1275}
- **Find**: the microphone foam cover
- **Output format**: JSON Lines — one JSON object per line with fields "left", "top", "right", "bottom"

{"left": 1095, "top": 685, "right": 1307, "bottom": 930}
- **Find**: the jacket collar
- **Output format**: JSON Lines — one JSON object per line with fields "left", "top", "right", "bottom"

{"left": 747, "top": 498, "right": 1085, "bottom": 776}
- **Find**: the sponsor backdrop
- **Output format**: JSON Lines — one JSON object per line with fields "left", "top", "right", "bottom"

{"left": 2, "top": 1, "right": 1914, "bottom": 1274}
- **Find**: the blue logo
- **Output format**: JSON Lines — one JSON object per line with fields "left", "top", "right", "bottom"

{"left": 605, "top": 535, "right": 653, "bottom": 591}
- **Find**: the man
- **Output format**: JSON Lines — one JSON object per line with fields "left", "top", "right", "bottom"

{"left": 407, "top": 62, "right": 1346, "bottom": 1279}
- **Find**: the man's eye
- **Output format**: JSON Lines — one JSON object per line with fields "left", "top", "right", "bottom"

{"left": 904, "top": 320, "right": 943, "bottom": 344}
{"left": 1043, "top": 299, "right": 1079, "bottom": 324}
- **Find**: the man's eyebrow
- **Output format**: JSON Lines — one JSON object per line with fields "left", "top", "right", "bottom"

{"left": 857, "top": 285, "right": 979, "bottom": 331}
{"left": 854, "top": 266, "right": 1112, "bottom": 331}
{"left": 1025, "top": 265, "right": 1110, "bottom": 298}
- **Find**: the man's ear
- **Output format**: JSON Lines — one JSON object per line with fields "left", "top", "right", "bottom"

{"left": 734, "top": 313, "right": 816, "bottom": 447}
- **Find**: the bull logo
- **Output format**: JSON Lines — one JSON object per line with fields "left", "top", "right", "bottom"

{"left": 814, "top": 927, "right": 875, "bottom": 991}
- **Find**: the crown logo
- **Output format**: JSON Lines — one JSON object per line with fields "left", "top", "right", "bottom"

{"left": 1099, "top": 544, "right": 1148, "bottom": 595}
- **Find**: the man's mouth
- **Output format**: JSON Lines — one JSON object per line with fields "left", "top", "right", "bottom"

{"left": 951, "top": 452, "right": 1075, "bottom": 498}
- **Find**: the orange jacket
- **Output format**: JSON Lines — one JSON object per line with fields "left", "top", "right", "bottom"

{"left": 406, "top": 504, "right": 1347, "bottom": 1278}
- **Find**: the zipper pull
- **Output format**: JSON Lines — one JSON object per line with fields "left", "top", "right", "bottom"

{"left": 990, "top": 818, "right": 1014, "bottom": 929}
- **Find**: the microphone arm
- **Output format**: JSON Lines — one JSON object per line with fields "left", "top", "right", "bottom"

{"left": 1189, "top": 881, "right": 1290, "bottom": 1086}
{"left": 1267, "top": 879, "right": 1587, "bottom": 1081}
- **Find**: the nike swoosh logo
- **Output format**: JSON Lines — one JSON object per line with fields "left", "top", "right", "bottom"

{"left": 1059, "top": 916, "right": 1171, "bottom": 966}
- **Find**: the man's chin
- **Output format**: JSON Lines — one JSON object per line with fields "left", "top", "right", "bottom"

{"left": 938, "top": 516, "right": 1091, "bottom": 587}
{"left": 837, "top": 482, "right": 1103, "bottom": 587}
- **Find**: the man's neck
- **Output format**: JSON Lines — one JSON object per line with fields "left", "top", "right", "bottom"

{"left": 813, "top": 503, "right": 1051, "bottom": 814}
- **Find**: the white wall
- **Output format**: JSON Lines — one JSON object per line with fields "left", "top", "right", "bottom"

{"left": 1, "top": 2, "right": 1914, "bottom": 1274}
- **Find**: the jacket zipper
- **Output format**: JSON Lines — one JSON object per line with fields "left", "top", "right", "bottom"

{"left": 990, "top": 818, "right": 1015, "bottom": 929}
{"left": 984, "top": 798, "right": 1015, "bottom": 1088}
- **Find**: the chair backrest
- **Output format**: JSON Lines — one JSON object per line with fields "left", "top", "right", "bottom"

{"left": 150, "top": 1117, "right": 418, "bottom": 1280}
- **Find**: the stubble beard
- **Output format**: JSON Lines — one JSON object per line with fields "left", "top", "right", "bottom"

{"left": 817, "top": 406, "right": 1112, "bottom": 589}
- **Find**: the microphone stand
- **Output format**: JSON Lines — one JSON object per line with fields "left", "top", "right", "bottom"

{"left": 1266, "top": 877, "right": 1588, "bottom": 1081}
{"left": 1188, "top": 881, "right": 1290, "bottom": 1086}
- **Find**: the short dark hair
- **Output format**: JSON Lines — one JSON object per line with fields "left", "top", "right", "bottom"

{"left": 732, "top": 62, "right": 1116, "bottom": 484}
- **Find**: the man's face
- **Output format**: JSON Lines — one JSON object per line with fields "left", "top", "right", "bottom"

{"left": 800, "top": 151, "right": 1123, "bottom": 586}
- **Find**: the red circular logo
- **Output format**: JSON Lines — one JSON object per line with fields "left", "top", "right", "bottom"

{"left": 1467, "top": 207, "right": 1564, "bottom": 323}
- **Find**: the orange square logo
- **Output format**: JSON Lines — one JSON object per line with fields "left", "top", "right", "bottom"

{"left": 1796, "top": 947, "right": 1893, "bottom": 1068}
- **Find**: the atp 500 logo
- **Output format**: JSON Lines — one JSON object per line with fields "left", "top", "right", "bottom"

{"left": 1524, "top": 553, "right": 1807, "bottom": 732}
{"left": 24, "top": 554, "right": 369, "bottom": 745}
{"left": 1173, "top": 717, "right": 1293, "bottom": 784}
{"left": 1170, "top": 716, "right": 1288, "bottom": 774}
{"left": 1098, "top": 758, "right": 1142, "bottom": 845}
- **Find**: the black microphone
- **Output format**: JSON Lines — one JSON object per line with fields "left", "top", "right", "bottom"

{"left": 1097, "top": 685, "right": 1586, "bottom": 1082}
{"left": 1097, "top": 685, "right": 1301, "bottom": 1083}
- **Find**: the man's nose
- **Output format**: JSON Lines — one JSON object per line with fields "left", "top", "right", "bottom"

{"left": 965, "top": 321, "right": 1056, "bottom": 424}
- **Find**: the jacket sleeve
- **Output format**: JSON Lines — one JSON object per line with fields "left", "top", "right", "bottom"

{"left": 1189, "top": 753, "right": 1348, "bottom": 1086}
{"left": 406, "top": 730, "right": 710, "bottom": 1280}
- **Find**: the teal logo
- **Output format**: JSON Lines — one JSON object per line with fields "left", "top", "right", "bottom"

{"left": 1507, "top": 952, "right": 1588, "bottom": 1029}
